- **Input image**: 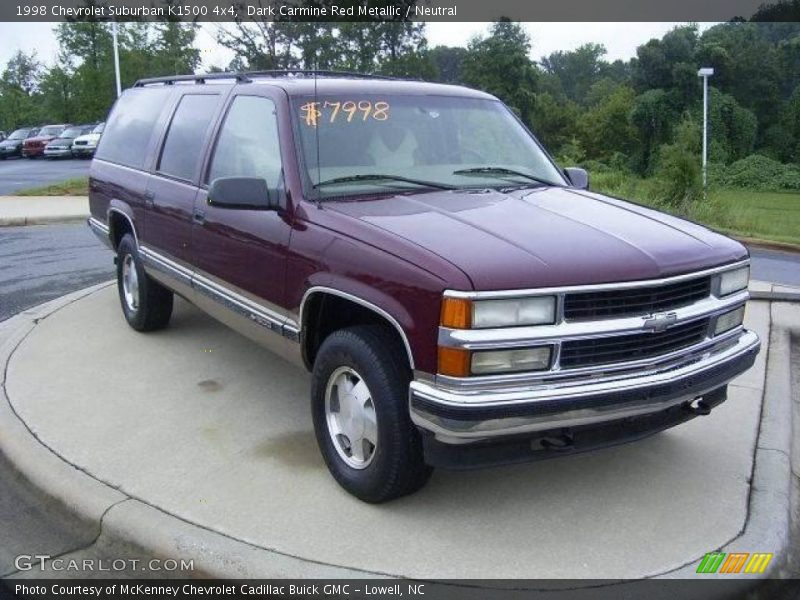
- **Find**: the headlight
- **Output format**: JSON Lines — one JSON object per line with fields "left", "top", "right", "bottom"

{"left": 471, "top": 346, "right": 552, "bottom": 375}
{"left": 717, "top": 266, "right": 749, "bottom": 297}
{"left": 714, "top": 306, "right": 745, "bottom": 335}
{"left": 441, "top": 296, "right": 557, "bottom": 329}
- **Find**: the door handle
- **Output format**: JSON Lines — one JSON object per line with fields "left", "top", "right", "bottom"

{"left": 193, "top": 210, "right": 206, "bottom": 225}
{"left": 144, "top": 190, "right": 155, "bottom": 208}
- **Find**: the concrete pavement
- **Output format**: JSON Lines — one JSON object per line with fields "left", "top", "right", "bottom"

{"left": 0, "top": 196, "right": 89, "bottom": 227}
{"left": 0, "top": 282, "right": 795, "bottom": 584}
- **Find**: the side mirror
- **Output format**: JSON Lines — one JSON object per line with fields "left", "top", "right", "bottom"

{"left": 208, "top": 177, "right": 278, "bottom": 210}
{"left": 564, "top": 167, "right": 589, "bottom": 190}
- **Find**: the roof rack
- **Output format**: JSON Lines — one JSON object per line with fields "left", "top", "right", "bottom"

{"left": 134, "top": 72, "right": 253, "bottom": 87}
{"left": 133, "top": 69, "right": 397, "bottom": 87}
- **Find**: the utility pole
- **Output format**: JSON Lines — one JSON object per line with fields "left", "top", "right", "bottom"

{"left": 112, "top": 21, "right": 122, "bottom": 98}
{"left": 697, "top": 67, "right": 714, "bottom": 198}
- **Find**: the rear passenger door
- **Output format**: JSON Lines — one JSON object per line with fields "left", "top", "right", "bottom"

{"left": 191, "top": 90, "right": 292, "bottom": 319}
{"left": 145, "top": 92, "right": 224, "bottom": 266}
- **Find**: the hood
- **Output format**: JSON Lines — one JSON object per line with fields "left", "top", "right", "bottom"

{"left": 73, "top": 133, "right": 101, "bottom": 144}
{"left": 326, "top": 187, "right": 747, "bottom": 291}
{"left": 0, "top": 139, "right": 22, "bottom": 147}
{"left": 24, "top": 135, "right": 55, "bottom": 145}
{"left": 47, "top": 137, "right": 75, "bottom": 146}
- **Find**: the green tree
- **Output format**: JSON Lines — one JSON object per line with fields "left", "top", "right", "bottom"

{"left": 578, "top": 83, "right": 637, "bottom": 162}
{"left": 0, "top": 50, "right": 43, "bottom": 129}
{"left": 461, "top": 20, "right": 538, "bottom": 122}
{"left": 541, "top": 43, "right": 607, "bottom": 105}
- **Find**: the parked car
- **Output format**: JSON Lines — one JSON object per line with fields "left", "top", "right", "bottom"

{"left": 44, "top": 124, "right": 94, "bottom": 159}
{"left": 71, "top": 122, "right": 105, "bottom": 158}
{"left": 0, "top": 127, "right": 40, "bottom": 159}
{"left": 88, "top": 72, "right": 761, "bottom": 503}
{"left": 22, "top": 124, "right": 70, "bottom": 158}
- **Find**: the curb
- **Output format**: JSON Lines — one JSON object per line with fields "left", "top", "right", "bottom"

{"left": 0, "top": 215, "right": 89, "bottom": 227}
{"left": 0, "top": 285, "right": 379, "bottom": 580}
{"left": 0, "top": 286, "right": 796, "bottom": 585}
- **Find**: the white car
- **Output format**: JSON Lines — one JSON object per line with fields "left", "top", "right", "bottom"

{"left": 71, "top": 122, "right": 104, "bottom": 158}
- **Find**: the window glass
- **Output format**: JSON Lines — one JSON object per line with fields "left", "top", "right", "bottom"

{"left": 208, "top": 96, "right": 282, "bottom": 189}
{"left": 292, "top": 95, "right": 566, "bottom": 199}
{"left": 96, "top": 88, "right": 171, "bottom": 169}
{"left": 158, "top": 94, "right": 220, "bottom": 181}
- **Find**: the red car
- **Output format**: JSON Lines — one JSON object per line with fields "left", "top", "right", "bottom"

{"left": 88, "top": 72, "right": 760, "bottom": 502}
{"left": 22, "top": 124, "right": 70, "bottom": 158}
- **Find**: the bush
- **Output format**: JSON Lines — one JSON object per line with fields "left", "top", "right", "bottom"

{"left": 709, "top": 154, "right": 800, "bottom": 191}
{"left": 652, "top": 118, "right": 702, "bottom": 209}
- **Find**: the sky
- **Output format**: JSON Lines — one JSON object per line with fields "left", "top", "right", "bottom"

{"left": 0, "top": 21, "right": 713, "bottom": 72}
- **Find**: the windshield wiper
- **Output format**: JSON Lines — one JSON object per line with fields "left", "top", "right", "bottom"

{"left": 453, "top": 167, "right": 558, "bottom": 187}
{"left": 313, "top": 173, "right": 455, "bottom": 191}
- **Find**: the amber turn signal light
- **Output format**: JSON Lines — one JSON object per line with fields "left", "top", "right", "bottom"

{"left": 441, "top": 297, "right": 471, "bottom": 329}
{"left": 438, "top": 346, "right": 471, "bottom": 377}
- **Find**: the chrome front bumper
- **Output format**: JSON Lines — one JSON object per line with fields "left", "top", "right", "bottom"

{"left": 410, "top": 329, "right": 760, "bottom": 444}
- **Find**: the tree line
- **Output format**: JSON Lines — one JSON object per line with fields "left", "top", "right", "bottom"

{"left": 3, "top": 17, "right": 800, "bottom": 183}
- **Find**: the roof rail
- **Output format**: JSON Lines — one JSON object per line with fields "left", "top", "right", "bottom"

{"left": 133, "top": 69, "right": 397, "bottom": 87}
{"left": 133, "top": 72, "right": 252, "bottom": 87}
{"left": 242, "top": 69, "right": 398, "bottom": 80}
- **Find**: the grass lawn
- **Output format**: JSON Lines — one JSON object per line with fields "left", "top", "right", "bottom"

{"left": 15, "top": 176, "right": 89, "bottom": 197}
{"left": 590, "top": 172, "right": 800, "bottom": 246}
{"left": 710, "top": 189, "right": 800, "bottom": 246}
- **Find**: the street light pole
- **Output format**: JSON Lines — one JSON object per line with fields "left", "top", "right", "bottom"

{"left": 697, "top": 67, "right": 714, "bottom": 198}
{"left": 112, "top": 21, "right": 122, "bottom": 98}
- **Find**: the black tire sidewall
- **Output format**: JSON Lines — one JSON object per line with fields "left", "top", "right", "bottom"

{"left": 116, "top": 234, "right": 147, "bottom": 330}
{"left": 311, "top": 327, "right": 428, "bottom": 502}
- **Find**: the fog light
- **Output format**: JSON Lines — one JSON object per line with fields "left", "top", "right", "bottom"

{"left": 471, "top": 346, "right": 552, "bottom": 375}
{"left": 714, "top": 306, "right": 745, "bottom": 336}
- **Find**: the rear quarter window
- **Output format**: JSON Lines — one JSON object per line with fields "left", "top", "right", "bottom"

{"left": 95, "top": 88, "right": 172, "bottom": 169}
{"left": 158, "top": 94, "right": 221, "bottom": 181}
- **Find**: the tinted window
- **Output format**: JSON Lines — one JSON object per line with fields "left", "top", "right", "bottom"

{"left": 96, "top": 88, "right": 171, "bottom": 169}
{"left": 158, "top": 94, "right": 220, "bottom": 181}
{"left": 208, "top": 96, "right": 281, "bottom": 189}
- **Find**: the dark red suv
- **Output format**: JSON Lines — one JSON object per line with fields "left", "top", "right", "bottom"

{"left": 22, "top": 123, "right": 70, "bottom": 158}
{"left": 88, "top": 71, "right": 760, "bottom": 502}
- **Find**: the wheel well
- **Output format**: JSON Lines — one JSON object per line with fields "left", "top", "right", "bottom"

{"left": 108, "top": 211, "right": 134, "bottom": 250}
{"left": 302, "top": 292, "right": 411, "bottom": 370}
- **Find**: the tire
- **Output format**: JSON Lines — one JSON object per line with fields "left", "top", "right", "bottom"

{"left": 116, "top": 233, "right": 173, "bottom": 331}
{"left": 311, "top": 325, "right": 432, "bottom": 503}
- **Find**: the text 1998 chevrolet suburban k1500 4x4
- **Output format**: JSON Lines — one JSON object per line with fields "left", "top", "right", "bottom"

{"left": 88, "top": 71, "right": 760, "bottom": 502}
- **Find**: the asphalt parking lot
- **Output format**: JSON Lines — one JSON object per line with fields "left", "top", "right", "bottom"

{"left": 0, "top": 157, "right": 90, "bottom": 195}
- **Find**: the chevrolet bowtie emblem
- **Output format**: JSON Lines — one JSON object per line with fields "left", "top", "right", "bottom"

{"left": 643, "top": 312, "right": 678, "bottom": 332}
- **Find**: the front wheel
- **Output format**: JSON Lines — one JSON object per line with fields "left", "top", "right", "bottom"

{"left": 116, "top": 233, "right": 173, "bottom": 331}
{"left": 311, "top": 326, "right": 432, "bottom": 503}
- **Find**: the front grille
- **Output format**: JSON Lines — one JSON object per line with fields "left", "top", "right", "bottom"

{"left": 560, "top": 318, "right": 709, "bottom": 369}
{"left": 563, "top": 276, "right": 711, "bottom": 321}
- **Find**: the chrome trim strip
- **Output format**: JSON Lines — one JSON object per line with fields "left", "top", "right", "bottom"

{"left": 139, "top": 245, "right": 300, "bottom": 342}
{"left": 439, "top": 292, "right": 748, "bottom": 350}
{"left": 140, "top": 246, "right": 193, "bottom": 285}
{"left": 443, "top": 260, "right": 749, "bottom": 300}
{"left": 299, "top": 286, "right": 415, "bottom": 369}
{"left": 410, "top": 330, "right": 760, "bottom": 441}
{"left": 87, "top": 217, "right": 113, "bottom": 250}
{"left": 106, "top": 207, "right": 139, "bottom": 247}
{"left": 436, "top": 325, "right": 745, "bottom": 391}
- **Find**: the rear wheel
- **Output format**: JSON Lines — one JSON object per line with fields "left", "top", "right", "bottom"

{"left": 311, "top": 325, "right": 432, "bottom": 503}
{"left": 116, "top": 233, "right": 173, "bottom": 331}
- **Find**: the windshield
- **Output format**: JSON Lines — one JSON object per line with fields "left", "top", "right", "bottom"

{"left": 8, "top": 128, "right": 30, "bottom": 140}
{"left": 39, "top": 126, "right": 64, "bottom": 137}
{"left": 60, "top": 127, "right": 84, "bottom": 138}
{"left": 292, "top": 94, "right": 566, "bottom": 198}
{"left": 92, "top": 123, "right": 105, "bottom": 134}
